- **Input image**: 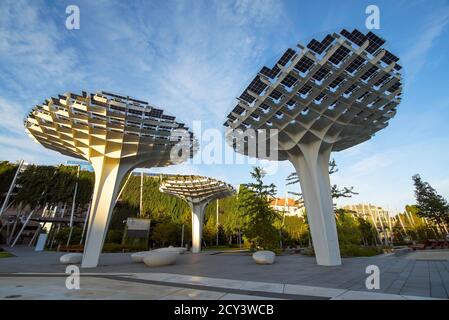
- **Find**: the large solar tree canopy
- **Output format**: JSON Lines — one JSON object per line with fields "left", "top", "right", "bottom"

{"left": 25, "top": 91, "right": 196, "bottom": 267}
{"left": 159, "top": 175, "right": 235, "bottom": 253}
{"left": 224, "top": 29, "right": 403, "bottom": 266}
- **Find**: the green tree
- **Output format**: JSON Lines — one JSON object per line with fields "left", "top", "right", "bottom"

{"left": 0, "top": 161, "right": 18, "bottom": 199}
{"left": 281, "top": 215, "right": 310, "bottom": 246}
{"left": 413, "top": 174, "right": 449, "bottom": 225}
{"left": 217, "top": 195, "right": 244, "bottom": 245}
{"left": 335, "top": 210, "right": 362, "bottom": 245}
{"left": 393, "top": 208, "right": 440, "bottom": 243}
{"left": 238, "top": 167, "right": 281, "bottom": 250}
{"left": 151, "top": 220, "right": 188, "bottom": 247}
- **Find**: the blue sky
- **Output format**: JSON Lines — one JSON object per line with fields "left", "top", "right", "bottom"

{"left": 0, "top": 0, "right": 448, "bottom": 211}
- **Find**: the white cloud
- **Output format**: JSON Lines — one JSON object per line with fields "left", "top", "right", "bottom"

{"left": 0, "top": 97, "right": 27, "bottom": 134}
{"left": 341, "top": 152, "right": 394, "bottom": 179}
{"left": 401, "top": 8, "right": 449, "bottom": 82}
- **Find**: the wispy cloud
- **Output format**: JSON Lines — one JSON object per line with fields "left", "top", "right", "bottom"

{"left": 0, "top": 0, "right": 85, "bottom": 98}
{"left": 0, "top": 0, "right": 448, "bottom": 212}
{"left": 401, "top": 8, "right": 449, "bottom": 82}
{"left": 0, "top": 97, "right": 27, "bottom": 134}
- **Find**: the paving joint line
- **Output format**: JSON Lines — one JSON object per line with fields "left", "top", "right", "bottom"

{"left": 99, "top": 275, "right": 327, "bottom": 300}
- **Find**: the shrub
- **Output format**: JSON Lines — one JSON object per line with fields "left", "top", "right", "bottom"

{"left": 151, "top": 221, "right": 183, "bottom": 247}
{"left": 300, "top": 245, "right": 382, "bottom": 257}
{"left": 54, "top": 227, "right": 83, "bottom": 245}
{"left": 106, "top": 229, "right": 123, "bottom": 244}
{"left": 339, "top": 244, "right": 382, "bottom": 257}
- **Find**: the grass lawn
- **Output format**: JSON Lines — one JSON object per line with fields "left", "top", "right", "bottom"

{"left": 0, "top": 251, "right": 15, "bottom": 258}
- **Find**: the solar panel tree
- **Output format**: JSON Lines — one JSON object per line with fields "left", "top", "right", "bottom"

{"left": 224, "top": 29, "right": 403, "bottom": 265}
{"left": 25, "top": 91, "right": 196, "bottom": 267}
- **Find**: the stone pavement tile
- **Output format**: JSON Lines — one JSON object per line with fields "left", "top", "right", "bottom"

{"left": 1, "top": 292, "right": 50, "bottom": 300}
{"left": 331, "top": 290, "right": 406, "bottom": 300}
{"left": 164, "top": 274, "right": 246, "bottom": 290}
{"left": 2, "top": 247, "right": 448, "bottom": 300}
{"left": 91, "top": 276, "right": 187, "bottom": 294}
{"left": 159, "top": 288, "right": 226, "bottom": 300}
{"left": 385, "top": 279, "right": 406, "bottom": 291}
{"left": 347, "top": 283, "right": 365, "bottom": 291}
{"left": 102, "top": 293, "right": 162, "bottom": 300}
{"left": 240, "top": 281, "right": 284, "bottom": 293}
{"left": 402, "top": 295, "right": 444, "bottom": 300}
{"left": 406, "top": 250, "right": 449, "bottom": 261}
{"left": 429, "top": 285, "right": 448, "bottom": 298}
{"left": 0, "top": 276, "right": 184, "bottom": 300}
{"left": 123, "top": 272, "right": 175, "bottom": 282}
{"left": 219, "top": 293, "right": 282, "bottom": 300}
{"left": 435, "top": 262, "right": 449, "bottom": 295}
{"left": 398, "top": 265, "right": 415, "bottom": 280}
{"left": 384, "top": 287, "right": 401, "bottom": 295}
{"left": 400, "top": 287, "right": 430, "bottom": 297}
{"left": 55, "top": 289, "right": 119, "bottom": 299}
{"left": 377, "top": 275, "right": 398, "bottom": 291}
{"left": 402, "top": 277, "right": 430, "bottom": 286}
{"left": 283, "top": 284, "right": 345, "bottom": 298}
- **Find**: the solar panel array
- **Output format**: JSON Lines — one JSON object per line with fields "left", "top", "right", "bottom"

{"left": 224, "top": 29, "right": 402, "bottom": 160}
{"left": 159, "top": 175, "right": 235, "bottom": 204}
{"left": 24, "top": 91, "right": 197, "bottom": 167}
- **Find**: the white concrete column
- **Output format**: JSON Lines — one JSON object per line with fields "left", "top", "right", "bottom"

{"left": 190, "top": 202, "right": 208, "bottom": 253}
{"left": 81, "top": 156, "right": 131, "bottom": 268}
{"left": 288, "top": 142, "right": 341, "bottom": 266}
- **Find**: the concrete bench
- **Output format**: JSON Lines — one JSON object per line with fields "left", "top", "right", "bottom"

{"left": 252, "top": 250, "right": 276, "bottom": 265}
{"left": 143, "top": 251, "right": 177, "bottom": 267}
{"left": 60, "top": 253, "right": 83, "bottom": 264}
{"left": 130, "top": 251, "right": 152, "bottom": 263}
{"left": 153, "top": 246, "right": 187, "bottom": 254}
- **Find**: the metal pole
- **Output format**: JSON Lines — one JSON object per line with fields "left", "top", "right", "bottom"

{"left": 69, "top": 166, "right": 80, "bottom": 228}
{"left": 7, "top": 208, "right": 22, "bottom": 245}
{"left": 387, "top": 208, "right": 393, "bottom": 244}
{"left": 5, "top": 219, "right": 10, "bottom": 245}
{"left": 80, "top": 199, "right": 92, "bottom": 245}
{"left": 49, "top": 204, "right": 60, "bottom": 248}
{"left": 216, "top": 199, "right": 219, "bottom": 246}
{"left": 181, "top": 224, "right": 185, "bottom": 247}
{"left": 147, "top": 219, "right": 151, "bottom": 248}
{"left": 397, "top": 213, "right": 407, "bottom": 236}
{"left": 11, "top": 209, "right": 35, "bottom": 247}
{"left": 28, "top": 223, "right": 42, "bottom": 247}
{"left": 409, "top": 211, "right": 416, "bottom": 226}
{"left": 442, "top": 223, "right": 448, "bottom": 234}
{"left": 140, "top": 171, "right": 144, "bottom": 218}
{"left": 114, "top": 171, "right": 133, "bottom": 207}
{"left": 66, "top": 166, "right": 80, "bottom": 247}
{"left": 1, "top": 200, "right": 16, "bottom": 217}
{"left": 0, "top": 160, "right": 24, "bottom": 217}
{"left": 376, "top": 206, "right": 388, "bottom": 246}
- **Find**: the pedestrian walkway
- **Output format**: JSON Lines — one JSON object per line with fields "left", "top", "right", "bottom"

{"left": 1, "top": 246, "right": 448, "bottom": 299}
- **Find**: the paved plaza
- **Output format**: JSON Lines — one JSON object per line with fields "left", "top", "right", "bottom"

{"left": 1, "top": 247, "right": 448, "bottom": 300}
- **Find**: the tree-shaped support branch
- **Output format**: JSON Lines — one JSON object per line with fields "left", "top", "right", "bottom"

{"left": 159, "top": 176, "right": 235, "bottom": 254}
{"left": 288, "top": 142, "right": 341, "bottom": 266}
{"left": 81, "top": 157, "right": 133, "bottom": 268}
{"left": 189, "top": 202, "right": 208, "bottom": 253}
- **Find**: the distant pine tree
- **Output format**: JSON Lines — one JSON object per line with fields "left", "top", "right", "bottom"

{"left": 412, "top": 174, "right": 449, "bottom": 225}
